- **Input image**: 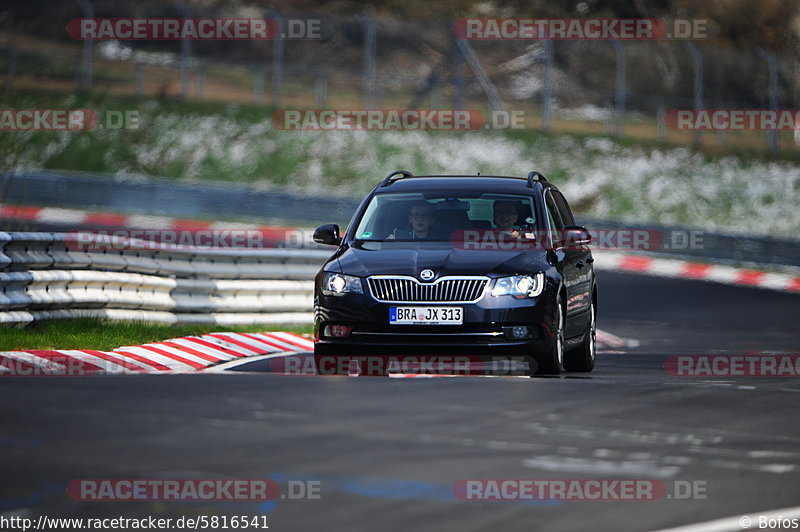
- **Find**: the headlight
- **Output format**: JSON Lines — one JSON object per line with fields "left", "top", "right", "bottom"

{"left": 491, "top": 273, "right": 545, "bottom": 298}
{"left": 321, "top": 273, "right": 364, "bottom": 296}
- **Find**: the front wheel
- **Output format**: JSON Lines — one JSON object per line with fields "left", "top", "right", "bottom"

{"left": 564, "top": 299, "right": 596, "bottom": 372}
{"left": 314, "top": 352, "right": 343, "bottom": 375}
{"left": 314, "top": 344, "right": 350, "bottom": 375}
{"left": 532, "top": 296, "right": 564, "bottom": 375}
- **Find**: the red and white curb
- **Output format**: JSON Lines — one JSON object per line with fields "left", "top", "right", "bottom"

{"left": 0, "top": 331, "right": 313, "bottom": 376}
{"left": 594, "top": 251, "right": 800, "bottom": 294}
{"left": 0, "top": 328, "right": 638, "bottom": 377}
{"left": 0, "top": 204, "right": 294, "bottom": 235}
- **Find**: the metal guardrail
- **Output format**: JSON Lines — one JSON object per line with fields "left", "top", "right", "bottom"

{"left": 4, "top": 170, "right": 800, "bottom": 270}
{"left": 0, "top": 232, "right": 329, "bottom": 326}
{"left": 581, "top": 219, "right": 800, "bottom": 271}
{"left": 0, "top": 170, "right": 358, "bottom": 227}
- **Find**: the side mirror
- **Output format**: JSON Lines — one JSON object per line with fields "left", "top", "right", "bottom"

{"left": 562, "top": 225, "right": 591, "bottom": 248}
{"left": 313, "top": 224, "right": 342, "bottom": 246}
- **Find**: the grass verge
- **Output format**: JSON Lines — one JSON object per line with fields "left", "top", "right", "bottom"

{"left": 0, "top": 318, "right": 313, "bottom": 352}
{"left": 3, "top": 87, "right": 800, "bottom": 238}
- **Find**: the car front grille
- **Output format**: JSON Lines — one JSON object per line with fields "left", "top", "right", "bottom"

{"left": 367, "top": 276, "right": 488, "bottom": 303}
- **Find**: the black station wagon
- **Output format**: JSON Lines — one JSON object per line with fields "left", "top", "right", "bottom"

{"left": 312, "top": 170, "right": 597, "bottom": 376}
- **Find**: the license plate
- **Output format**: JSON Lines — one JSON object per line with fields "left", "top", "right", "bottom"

{"left": 389, "top": 306, "right": 463, "bottom": 325}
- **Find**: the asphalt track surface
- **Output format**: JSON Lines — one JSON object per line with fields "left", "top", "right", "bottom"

{"left": 2, "top": 272, "right": 800, "bottom": 531}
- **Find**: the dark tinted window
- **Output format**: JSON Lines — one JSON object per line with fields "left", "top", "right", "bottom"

{"left": 545, "top": 191, "right": 564, "bottom": 231}
{"left": 354, "top": 192, "right": 537, "bottom": 242}
{"left": 552, "top": 190, "right": 576, "bottom": 226}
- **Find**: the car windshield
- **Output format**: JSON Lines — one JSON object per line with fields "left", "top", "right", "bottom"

{"left": 353, "top": 191, "right": 538, "bottom": 243}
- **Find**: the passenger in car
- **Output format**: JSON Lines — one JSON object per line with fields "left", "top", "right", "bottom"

{"left": 387, "top": 201, "right": 445, "bottom": 240}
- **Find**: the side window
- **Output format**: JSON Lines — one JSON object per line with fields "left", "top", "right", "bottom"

{"left": 545, "top": 191, "right": 564, "bottom": 231}
{"left": 544, "top": 191, "right": 564, "bottom": 245}
{"left": 552, "top": 191, "right": 575, "bottom": 226}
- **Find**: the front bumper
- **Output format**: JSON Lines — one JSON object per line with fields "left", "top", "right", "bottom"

{"left": 314, "top": 285, "right": 558, "bottom": 358}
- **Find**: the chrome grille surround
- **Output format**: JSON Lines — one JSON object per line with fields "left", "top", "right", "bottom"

{"left": 367, "top": 275, "right": 489, "bottom": 303}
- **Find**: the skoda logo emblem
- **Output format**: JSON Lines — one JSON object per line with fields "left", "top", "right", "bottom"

{"left": 420, "top": 269, "right": 435, "bottom": 281}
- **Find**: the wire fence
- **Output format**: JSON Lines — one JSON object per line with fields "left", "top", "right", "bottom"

{"left": 3, "top": 8, "right": 800, "bottom": 153}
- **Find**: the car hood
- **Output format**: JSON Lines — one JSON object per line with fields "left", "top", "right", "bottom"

{"left": 333, "top": 244, "right": 549, "bottom": 278}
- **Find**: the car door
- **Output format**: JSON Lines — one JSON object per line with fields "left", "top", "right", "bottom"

{"left": 545, "top": 189, "right": 593, "bottom": 338}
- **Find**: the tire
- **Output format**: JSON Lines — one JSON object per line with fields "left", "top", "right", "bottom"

{"left": 314, "top": 345, "right": 348, "bottom": 375}
{"left": 314, "top": 346, "right": 385, "bottom": 376}
{"left": 314, "top": 352, "right": 342, "bottom": 375}
{"left": 564, "top": 298, "right": 596, "bottom": 372}
{"left": 533, "top": 295, "right": 564, "bottom": 375}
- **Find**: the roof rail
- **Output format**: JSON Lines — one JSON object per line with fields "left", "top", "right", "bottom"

{"left": 380, "top": 170, "right": 548, "bottom": 188}
{"left": 380, "top": 170, "right": 414, "bottom": 187}
{"left": 526, "top": 171, "right": 547, "bottom": 187}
